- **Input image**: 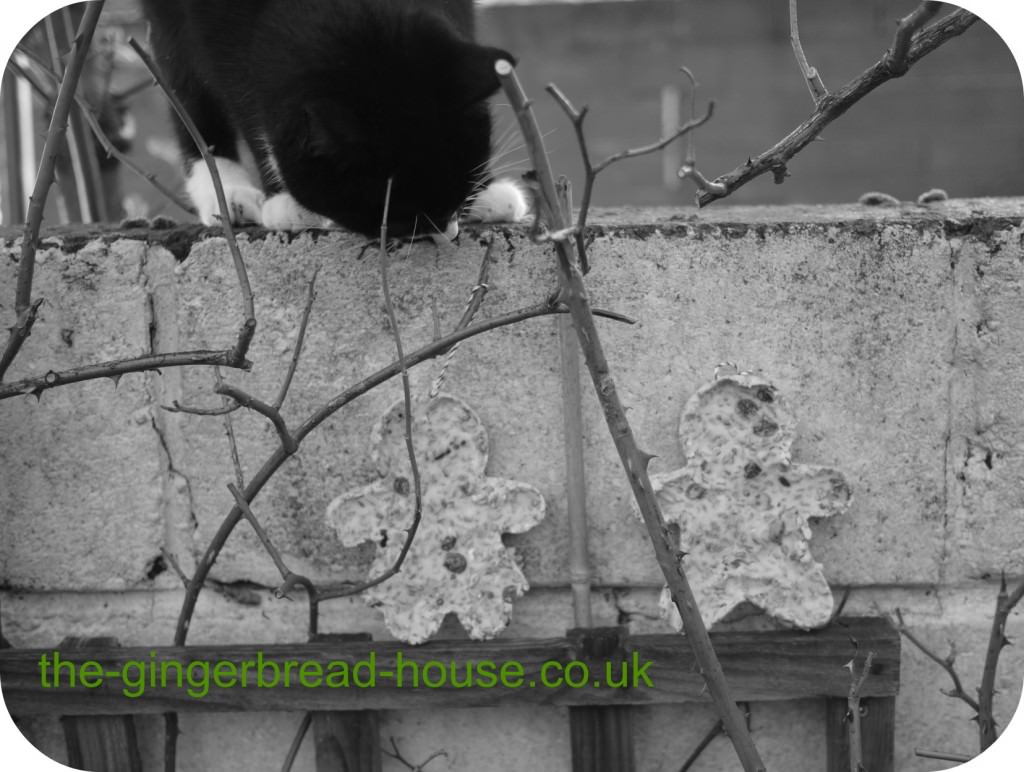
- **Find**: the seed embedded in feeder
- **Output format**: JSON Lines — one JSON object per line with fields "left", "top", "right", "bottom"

{"left": 753, "top": 418, "right": 779, "bottom": 436}
{"left": 756, "top": 387, "right": 774, "bottom": 403}
{"left": 441, "top": 535, "right": 457, "bottom": 551}
{"left": 686, "top": 482, "right": 707, "bottom": 500}
{"left": 737, "top": 398, "right": 759, "bottom": 417}
{"left": 744, "top": 462, "right": 762, "bottom": 479}
{"left": 443, "top": 552, "right": 468, "bottom": 574}
{"left": 393, "top": 476, "right": 410, "bottom": 495}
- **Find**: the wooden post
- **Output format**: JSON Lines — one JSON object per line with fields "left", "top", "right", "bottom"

{"left": 58, "top": 636, "right": 142, "bottom": 772}
{"left": 310, "top": 633, "right": 381, "bottom": 772}
{"left": 825, "top": 696, "right": 896, "bottom": 772}
{"left": 568, "top": 627, "right": 636, "bottom": 772}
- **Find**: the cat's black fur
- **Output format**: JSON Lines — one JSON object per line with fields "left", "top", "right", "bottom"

{"left": 141, "top": 0, "right": 513, "bottom": 235}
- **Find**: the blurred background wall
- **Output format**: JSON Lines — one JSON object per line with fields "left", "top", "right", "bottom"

{"left": 1, "top": 0, "right": 1021, "bottom": 226}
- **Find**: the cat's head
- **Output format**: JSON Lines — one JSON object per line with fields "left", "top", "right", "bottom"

{"left": 268, "top": 11, "right": 514, "bottom": 237}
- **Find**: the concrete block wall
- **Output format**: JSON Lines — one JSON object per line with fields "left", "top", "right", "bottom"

{"left": 2, "top": 198, "right": 1024, "bottom": 770}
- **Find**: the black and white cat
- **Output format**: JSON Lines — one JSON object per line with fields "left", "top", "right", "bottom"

{"left": 140, "top": 0, "right": 529, "bottom": 236}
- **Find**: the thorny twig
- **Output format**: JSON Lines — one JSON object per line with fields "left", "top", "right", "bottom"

{"left": 696, "top": 7, "right": 977, "bottom": 207}
{"left": 227, "top": 485, "right": 316, "bottom": 603}
{"left": 128, "top": 37, "right": 256, "bottom": 366}
{"left": 384, "top": 737, "right": 449, "bottom": 771}
{"left": 545, "top": 78, "right": 714, "bottom": 271}
{"left": 846, "top": 650, "right": 876, "bottom": 772}
{"left": 0, "top": 348, "right": 253, "bottom": 401}
{"left": 894, "top": 608, "right": 980, "bottom": 713}
{"left": 978, "top": 572, "right": 1024, "bottom": 750}
{"left": 0, "top": 0, "right": 105, "bottom": 383}
{"left": 789, "top": 0, "right": 828, "bottom": 104}
{"left": 217, "top": 384, "right": 299, "bottom": 455}
{"left": 885, "top": 1, "right": 943, "bottom": 76}
{"left": 496, "top": 59, "right": 765, "bottom": 772}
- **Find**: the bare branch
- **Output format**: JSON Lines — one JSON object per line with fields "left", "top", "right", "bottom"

{"left": 978, "top": 573, "right": 1024, "bottom": 750}
{"left": 546, "top": 77, "right": 714, "bottom": 270}
{"left": 885, "top": 2, "right": 943, "bottom": 75}
{"left": 127, "top": 37, "right": 256, "bottom": 366}
{"left": 895, "top": 608, "right": 980, "bottom": 713}
{"left": 215, "top": 367, "right": 246, "bottom": 489}
{"left": 789, "top": 0, "right": 828, "bottom": 104}
{"left": 914, "top": 748, "right": 972, "bottom": 763}
{"left": 0, "top": 348, "right": 253, "bottom": 401}
{"left": 227, "top": 484, "right": 315, "bottom": 601}
{"left": 273, "top": 268, "right": 320, "bottom": 410}
{"left": 280, "top": 713, "right": 312, "bottom": 772}
{"left": 497, "top": 58, "right": 765, "bottom": 772}
{"left": 0, "top": 0, "right": 105, "bottom": 382}
{"left": 697, "top": 8, "right": 977, "bottom": 206}
{"left": 216, "top": 384, "right": 298, "bottom": 455}
{"left": 320, "top": 180, "right": 424, "bottom": 602}
{"left": 847, "top": 650, "right": 876, "bottom": 772}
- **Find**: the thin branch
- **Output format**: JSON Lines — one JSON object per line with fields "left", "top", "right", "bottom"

{"left": 789, "top": 0, "right": 828, "bottom": 104}
{"left": 826, "top": 586, "right": 852, "bottom": 626}
{"left": 227, "top": 484, "right": 315, "bottom": 600}
{"left": 696, "top": 7, "right": 977, "bottom": 206}
{"left": 914, "top": 748, "right": 972, "bottom": 763}
{"left": 384, "top": 737, "right": 449, "bottom": 772}
{"left": 678, "top": 718, "right": 724, "bottom": 772}
{"left": 978, "top": 572, "right": 1024, "bottom": 750}
{"left": 163, "top": 400, "right": 242, "bottom": 416}
{"left": 322, "top": 180, "right": 426, "bottom": 602}
{"left": 280, "top": 713, "right": 312, "bottom": 772}
{"left": 215, "top": 367, "right": 246, "bottom": 489}
{"left": 0, "top": 0, "right": 105, "bottom": 382}
{"left": 885, "top": 2, "right": 943, "bottom": 76}
{"left": 497, "top": 59, "right": 765, "bottom": 772}
{"left": 127, "top": 37, "right": 256, "bottom": 366}
{"left": 846, "top": 650, "right": 876, "bottom": 772}
{"left": 216, "top": 383, "right": 298, "bottom": 455}
{"left": 0, "top": 348, "right": 253, "bottom": 401}
{"left": 273, "top": 268, "right": 320, "bottom": 410}
{"left": 546, "top": 80, "right": 714, "bottom": 251}
{"left": 895, "top": 608, "right": 980, "bottom": 713}
{"left": 430, "top": 238, "right": 496, "bottom": 397}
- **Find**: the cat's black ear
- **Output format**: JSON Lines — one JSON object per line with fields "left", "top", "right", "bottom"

{"left": 453, "top": 44, "right": 517, "bottom": 108}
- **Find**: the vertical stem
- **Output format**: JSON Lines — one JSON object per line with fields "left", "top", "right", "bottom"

{"left": 495, "top": 59, "right": 765, "bottom": 772}
{"left": 560, "top": 314, "right": 592, "bottom": 628}
{"left": 1, "top": 0, "right": 105, "bottom": 382}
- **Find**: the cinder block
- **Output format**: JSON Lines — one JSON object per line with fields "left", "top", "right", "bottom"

{"left": 0, "top": 237, "right": 164, "bottom": 589}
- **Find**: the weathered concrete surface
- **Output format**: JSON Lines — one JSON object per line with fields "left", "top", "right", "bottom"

{"left": 3, "top": 199, "right": 1024, "bottom": 770}
{"left": 3, "top": 200, "right": 1024, "bottom": 591}
{"left": 0, "top": 238, "right": 164, "bottom": 589}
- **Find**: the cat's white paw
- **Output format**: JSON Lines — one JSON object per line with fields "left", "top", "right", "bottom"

{"left": 261, "top": 192, "right": 329, "bottom": 231}
{"left": 464, "top": 177, "right": 531, "bottom": 224}
{"left": 185, "top": 157, "right": 264, "bottom": 225}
